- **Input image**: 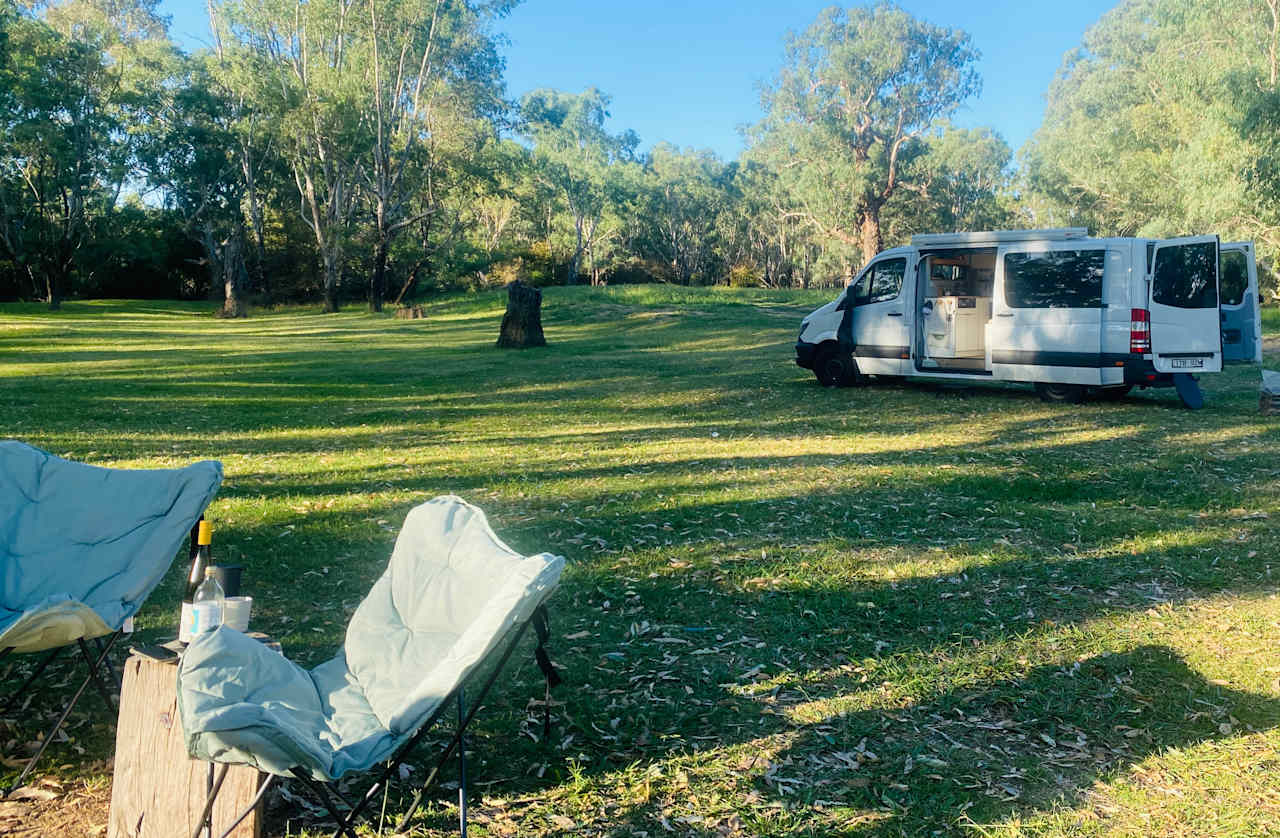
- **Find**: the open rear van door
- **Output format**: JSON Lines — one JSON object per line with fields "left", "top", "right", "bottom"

{"left": 1220, "top": 241, "right": 1263, "bottom": 364}
{"left": 1149, "top": 235, "right": 1222, "bottom": 374}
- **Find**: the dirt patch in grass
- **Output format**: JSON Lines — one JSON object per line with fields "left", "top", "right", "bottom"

{"left": 0, "top": 778, "right": 109, "bottom": 837}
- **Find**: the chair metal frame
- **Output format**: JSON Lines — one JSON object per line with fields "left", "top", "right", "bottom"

{"left": 192, "top": 606, "right": 559, "bottom": 838}
{"left": 0, "top": 631, "right": 124, "bottom": 795}
{"left": 1, "top": 518, "right": 203, "bottom": 795}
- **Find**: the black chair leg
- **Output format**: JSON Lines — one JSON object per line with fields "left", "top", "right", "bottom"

{"left": 287, "top": 770, "right": 358, "bottom": 838}
{"left": 95, "top": 636, "right": 122, "bottom": 692}
{"left": 3, "top": 632, "right": 120, "bottom": 794}
{"left": 214, "top": 773, "right": 275, "bottom": 838}
{"left": 0, "top": 646, "right": 63, "bottom": 715}
{"left": 457, "top": 688, "right": 468, "bottom": 838}
{"left": 189, "top": 762, "right": 229, "bottom": 838}
{"left": 77, "top": 639, "right": 117, "bottom": 710}
{"left": 395, "top": 620, "right": 533, "bottom": 835}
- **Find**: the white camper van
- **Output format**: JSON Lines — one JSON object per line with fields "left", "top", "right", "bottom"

{"left": 794, "top": 228, "right": 1263, "bottom": 407}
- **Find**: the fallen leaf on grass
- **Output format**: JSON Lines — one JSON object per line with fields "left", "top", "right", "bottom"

{"left": 6, "top": 786, "right": 60, "bottom": 801}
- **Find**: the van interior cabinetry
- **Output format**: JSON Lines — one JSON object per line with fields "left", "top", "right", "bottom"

{"left": 924, "top": 296, "right": 991, "bottom": 358}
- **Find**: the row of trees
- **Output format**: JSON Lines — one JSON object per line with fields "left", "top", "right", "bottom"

{"left": 1, "top": 0, "right": 1275, "bottom": 312}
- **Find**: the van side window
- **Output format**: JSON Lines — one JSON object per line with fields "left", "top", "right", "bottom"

{"left": 857, "top": 258, "right": 905, "bottom": 305}
{"left": 1004, "top": 249, "right": 1104, "bottom": 308}
{"left": 1219, "top": 250, "right": 1247, "bottom": 307}
{"left": 1153, "top": 241, "right": 1217, "bottom": 309}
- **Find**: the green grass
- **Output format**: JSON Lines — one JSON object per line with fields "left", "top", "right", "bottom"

{"left": 1, "top": 292, "right": 1278, "bottom": 836}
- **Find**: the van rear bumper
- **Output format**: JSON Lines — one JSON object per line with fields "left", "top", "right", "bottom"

{"left": 1124, "top": 357, "right": 1175, "bottom": 388}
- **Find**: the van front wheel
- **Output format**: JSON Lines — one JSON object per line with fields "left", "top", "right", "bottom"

{"left": 814, "top": 346, "right": 859, "bottom": 388}
{"left": 1035, "top": 382, "right": 1085, "bottom": 404}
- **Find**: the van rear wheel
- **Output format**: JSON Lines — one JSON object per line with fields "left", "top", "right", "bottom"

{"left": 1035, "top": 382, "right": 1085, "bottom": 404}
{"left": 814, "top": 346, "right": 859, "bottom": 388}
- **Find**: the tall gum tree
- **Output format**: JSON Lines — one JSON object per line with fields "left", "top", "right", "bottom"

{"left": 218, "top": 0, "right": 366, "bottom": 313}
{"left": 1024, "top": 0, "right": 1280, "bottom": 285}
{"left": 752, "top": 2, "right": 979, "bottom": 267}
{"left": 0, "top": 0, "right": 171, "bottom": 309}
{"left": 520, "top": 87, "right": 637, "bottom": 285}
{"left": 360, "top": 0, "right": 509, "bottom": 312}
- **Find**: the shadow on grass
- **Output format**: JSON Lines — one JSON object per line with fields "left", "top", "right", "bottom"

{"left": 384, "top": 526, "right": 1278, "bottom": 835}
{"left": 571, "top": 644, "right": 1279, "bottom": 836}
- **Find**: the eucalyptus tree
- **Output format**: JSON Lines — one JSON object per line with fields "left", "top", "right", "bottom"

{"left": 1024, "top": 0, "right": 1280, "bottom": 276}
{"left": 216, "top": 0, "right": 367, "bottom": 312}
{"left": 752, "top": 2, "right": 980, "bottom": 267}
{"left": 139, "top": 53, "right": 252, "bottom": 315}
{"left": 519, "top": 87, "right": 637, "bottom": 284}
{"left": 359, "top": 0, "right": 509, "bottom": 311}
{"left": 204, "top": 7, "right": 279, "bottom": 304}
{"left": 635, "top": 143, "right": 727, "bottom": 285}
{"left": 718, "top": 160, "right": 826, "bottom": 288}
{"left": 0, "top": 0, "right": 171, "bottom": 308}
{"left": 883, "top": 124, "right": 1013, "bottom": 242}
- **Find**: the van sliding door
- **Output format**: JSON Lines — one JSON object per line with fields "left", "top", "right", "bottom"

{"left": 1149, "top": 236, "right": 1222, "bottom": 374}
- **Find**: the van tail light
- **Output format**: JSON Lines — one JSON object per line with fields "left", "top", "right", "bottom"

{"left": 1130, "top": 308, "right": 1150, "bottom": 354}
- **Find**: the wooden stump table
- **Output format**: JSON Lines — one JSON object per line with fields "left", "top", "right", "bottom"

{"left": 108, "top": 650, "right": 264, "bottom": 838}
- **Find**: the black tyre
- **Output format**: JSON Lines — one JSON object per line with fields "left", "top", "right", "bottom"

{"left": 814, "top": 346, "right": 859, "bottom": 388}
{"left": 1035, "top": 382, "right": 1085, "bottom": 404}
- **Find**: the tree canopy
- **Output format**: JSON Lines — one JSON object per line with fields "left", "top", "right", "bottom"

{"left": 0, "top": 0, "right": 1274, "bottom": 309}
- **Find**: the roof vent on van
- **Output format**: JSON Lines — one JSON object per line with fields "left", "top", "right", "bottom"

{"left": 909, "top": 228, "right": 1090, "bottom": 247}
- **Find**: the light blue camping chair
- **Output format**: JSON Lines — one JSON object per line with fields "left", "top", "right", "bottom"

{"left": 178, "top": 496, "right": 564, "bottom": 838}
{"left": 0, "top": 440, "right": 222, "bottom": 791}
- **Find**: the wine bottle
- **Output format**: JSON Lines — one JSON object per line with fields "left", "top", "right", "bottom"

{"left": 185, "top": 520, "right": 212, "bottom": 601}
{"left": 179, "top": 520, "right": 212, "bottom": 642}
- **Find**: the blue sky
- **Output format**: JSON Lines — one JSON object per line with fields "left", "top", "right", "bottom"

{"left": 159, "top": 0, "right": 1120, "bottom": 161}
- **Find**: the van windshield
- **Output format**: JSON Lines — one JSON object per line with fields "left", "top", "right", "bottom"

{"left": 1153, "top": 241, "right": 1217, "bottom": 309}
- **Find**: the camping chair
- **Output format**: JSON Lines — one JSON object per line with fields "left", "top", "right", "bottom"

{"left": 178, "top": 495, "right": 564, "bottom": 838}
{"left": 0, "top": 440, "right": 222, "bottom": 792}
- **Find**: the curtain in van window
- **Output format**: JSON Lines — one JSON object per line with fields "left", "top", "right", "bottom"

{"left": 1153, "top": 241, "right": 1217, "bottom": 309}
{"left": 1004, "top": 250, "right": 1104, "bottom": 308}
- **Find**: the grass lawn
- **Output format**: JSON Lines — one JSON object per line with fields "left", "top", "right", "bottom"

{"left": 1, "top": 289, "right": 1278, "bottom": 837}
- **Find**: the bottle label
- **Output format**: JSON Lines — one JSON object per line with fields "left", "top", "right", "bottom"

{"left": 179, "top": 602, "right": 195, "bottom": 643}
{"left": 193, "top": 601, "right": 222, "bottom": 635}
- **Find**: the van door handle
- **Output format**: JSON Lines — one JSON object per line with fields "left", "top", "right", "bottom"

{"left": 887, "top": 311, "right": 903, "bottom": 317}
{"left": 996, "top": 312, "right": 1014, "bottom": 318}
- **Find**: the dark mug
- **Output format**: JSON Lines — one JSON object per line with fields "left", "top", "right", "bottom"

{"left": 209, "top": 564, "right": 243, "bottom": 598}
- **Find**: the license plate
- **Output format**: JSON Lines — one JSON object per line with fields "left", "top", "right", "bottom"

{"left": 1170, "top": 358, "right": 1205, "bottom": 369}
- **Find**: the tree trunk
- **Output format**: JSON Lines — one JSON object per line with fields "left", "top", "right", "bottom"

{"left": 370, "top": 236, "right": 388, "bottom": 313}
{"left": 221, "top": 228, "right": 249, "bottom": 318}
{"left": 246, "top": 195, "right": 269, "bottom": 305}
{"left": 242, "top": 148, "right": 270, "bottom": 305}
{"left": 568, "top": 214, "right": 584, "bottom": 285}
{"left": 321, "top": 246, "right": 341, "bottom": 313}
{"left": 859, "top": 210, "right": 882, "bottom": 264}
{"left": 496, "top": 280, "right": 546, "bottom": 348}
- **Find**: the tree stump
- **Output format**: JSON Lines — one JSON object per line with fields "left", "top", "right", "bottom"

{"left": 394, "top": 305, "right": 425, "bottom": 320}
{"left": 108, "top": 652, "right": 264, "bottom": 837}
{"left": 496, "top": 280, "right": 546, "bottom": 348}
